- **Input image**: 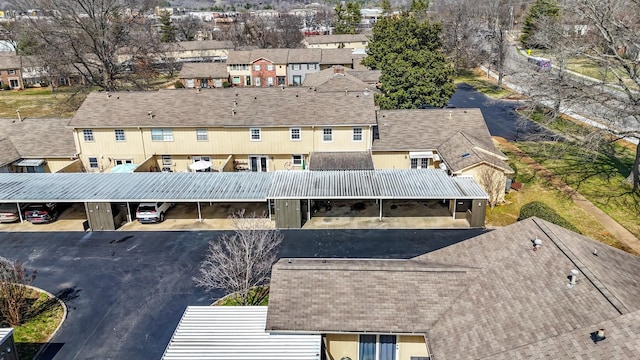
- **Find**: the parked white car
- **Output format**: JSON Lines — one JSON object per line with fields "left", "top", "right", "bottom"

{"left": 136, "top": 202, "right": 173, "bottom": 223}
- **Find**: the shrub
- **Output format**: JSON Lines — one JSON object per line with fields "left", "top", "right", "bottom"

{"left": 222, "top": 81, "right": 231, "bottom": 88}
{"left": 2, "top": 84, "right": 11, "bottom": 91}
{"left": 174, "top": 80, "right": 185, "bottom": 89}
{"left": 518, "top": 201, "right": 580, "bottom": 233}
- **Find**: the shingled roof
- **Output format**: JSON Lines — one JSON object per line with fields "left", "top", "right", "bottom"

{"left": 373, "top": 109, "right": 495, "bottom": 152}
{"left": 287, "top": 48, "right": 322, "bottom": 63}
{"left": 437, "top": 131, "right": 512, "bottom": 174}
{"left": 0, "top": 118, "right": 76, "bottom": 162}
{"left": 307, "top": 151, "right": 374, "bottom": 170}
{"left": 172, "top": 40, "right": 234, "bottom": 51}
{"left": 0, "top": 136, "right": 20, "bottom": 167}
{"left": 303, "top": 34, "right": 369, "bottom": 45}
{"left": 179, "top": 62, "right": 228, "bottom": 79}
{"left": 302, "top": 67, "right": 377, "bottom": 93}
{"left": 319, "top": 48, "right": 355, "bottom": 65}
{"left": 68, "top": 88, "right": 376, "bottom": 128}
{"left": 266, "top": 217, "right": 640, "bottom": 359}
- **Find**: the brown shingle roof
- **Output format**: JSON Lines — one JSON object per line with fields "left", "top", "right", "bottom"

{"left": 308, "top": 151, "right": 374, "bottom": 170}
{"left": 226, "top": 50, "right": 253, "bottom": 64}
{"left": 346, "top": 70, "right": 381, "bottom": 84}
{"left": 173, "top": 40, "right": 234, "bottom": 51}
{"left": 320, "top": 48, "right": 355, "bottom": 65}
{"left": 0, "top": 53, "right": 21, "bottom": 69}
{"left": 179, "top": 62, "right": 228, "bottom": 79}
{"left": 303, "top": 34, "right": 369, "bottom": 45}
{"left": 0, "top": 118, "right": 76, "bottom": 159}
{"left": 437, "top": 131, "right": 512, "bottom": 173}
{"left": 302, "top": 67, "right": 378, "bottom": 93}
{"left": 250, "top": 48, "right": 290, "bottom": 64}
{"left": 287, "top": 48, "right": 322, "bottom": 63}
{"left": 0, "top": 136, "right": 20, "bottom": 167}
{"left": 372, "top": 109, "right": 495, "bottom": 152}
{"left": 69, "top": 89, "right": 376, "bottom": 128}
{"left": 266, "top": 218, "right": 640, "bottom": 359}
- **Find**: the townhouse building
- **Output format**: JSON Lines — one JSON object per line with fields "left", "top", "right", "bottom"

{"left": 0, "top": 54, "right": 22, "bottom": 89}
{"left": 67, "top": 88, "right": 376, "bottom": 174}
{"left": 179, "top": 62, "right": 229, "bottom": 88}
{"left": 302, "top": 34, "right": 370, "bottom": 50}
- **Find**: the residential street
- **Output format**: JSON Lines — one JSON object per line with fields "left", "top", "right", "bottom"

{"left": 0, "top": 228, "right": 485, "bottom": 359}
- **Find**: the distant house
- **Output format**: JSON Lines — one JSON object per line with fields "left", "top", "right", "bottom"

{"left": 302, "top": 34, "right": 369, "bottom": 50}
{"left": 266, "top": 217, "right": 640, "bottom": 360}
{"left": 250, "top": 49, "right": 290, "bottom": 87}
{"left": 287, "top": 48, "right": 322, "bottom": 86}
{"left": 302, "top": 66, "right": 378, "bottom": 94}
{"left": 0, "top": 54, "right": 22, "bottom": 89}
{"left": 179, "top": 62, "right": 229, "bottom": 88}
{"left": 319, "top": 48, "right": 358, "bottom": 70}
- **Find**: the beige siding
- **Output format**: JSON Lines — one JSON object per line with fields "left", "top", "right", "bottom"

{"left": 326, "top": 334, "right": 358, "bottom": 360}
{"left": 398, "top": 335, "right": 429, "bottom": 360}
{"left": 45, "top": 159, "right": 77, "bottom": 173}
{"left": 372, "top": 152, "right": 409, "bottom": 169}
{"left": 275, "top": 64, "right": 287, "bottom": 77}
{"left": 459, "top": 164, "right": 508, "bottom": 203}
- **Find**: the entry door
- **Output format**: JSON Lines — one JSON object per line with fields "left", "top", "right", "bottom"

{"left": 249, "top": 156, "right": 268, "bottom": 172}
{"left": 186, "top": 79, "right": 195, "bottom": 88}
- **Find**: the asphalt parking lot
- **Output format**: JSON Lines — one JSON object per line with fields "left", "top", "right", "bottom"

{"left": 0, "top": 228, "right": 485, "bottom": 359}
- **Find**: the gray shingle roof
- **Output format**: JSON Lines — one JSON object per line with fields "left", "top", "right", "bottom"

{"left": 68, "top": 88, "right": 376, "bottom": 128}
{"left": 346, "top": 70, "right": 381, "bottom": 84}
{"left": 287, "top": 48, "right": 322, "bottom": 63}
{"left": 437, "top": 131, "right": 512, "bottom": 174}
{"left": 0, "top": 136, "right": 20, "bottom": 167}
{"left": 0, "top": 53, "right": 20, "bottom": 69}
{"left": 266, "top": 217, "right": 640, "bottom": 359}
{"left": 319, "top": 48, "right": 355, "bottom": 65}
{"left": 307, "top": 151, "right": 374, "bottom": 170}
{"left": 303, "top": 34, "right": 369, "bottom": 45}
{"left": 179, "top": 62, "right": 228, "bottom": 79}
{"left": 0, "top": 118, "right": 76, "bottom": 160}
{"left": 226, "top": 50, "right": 254, "bottom": 64}
{"left": 302, "top": 68, "right": 377, "bottom": 93}
{"left": 373, "top": 109, "right": 496, "bottom": 152}
{"left": 172, "top": 40, "right": 234, "bottom": 51}
{"left": 250, "top": 48, "right": 290, "bottom": 64}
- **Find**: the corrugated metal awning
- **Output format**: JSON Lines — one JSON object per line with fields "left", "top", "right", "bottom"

{"left": 269, "top": 169, "right": 488, "bottom": 200}
{"left": 162, "top": 306, "right": 320, "bottom": 360}
{"left": 13, "top": 159, "right": 44, "bottom": 167}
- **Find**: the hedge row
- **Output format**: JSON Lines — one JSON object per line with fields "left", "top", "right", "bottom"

{"left": 518, "top": 201, "right": 581, "bottom": 233}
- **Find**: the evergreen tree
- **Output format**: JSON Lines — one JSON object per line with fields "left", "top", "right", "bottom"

{"left": 334, "top": 2, "right": 362, "bottom": 34}
{"left": 381, "top": 0, "right": 393, "bottom": 15}
{"left": 363, "top": 13, "right": 455, "bottom": 109}
{"left": 160, "top": 10, "right": 176, "bottom": 42}
{"left": 410, "top": 0, "right": 429, "bottom": 12}
{"left": 519, "top": 0, "right": 560, "bottom": 49}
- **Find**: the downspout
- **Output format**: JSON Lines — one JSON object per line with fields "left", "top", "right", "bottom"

{"left": 139, "top": 127, "right": 147, "bottom": 159}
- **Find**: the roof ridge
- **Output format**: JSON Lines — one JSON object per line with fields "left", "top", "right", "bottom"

{"left": 532, "top": 217, "right": 629, "bottom": 315}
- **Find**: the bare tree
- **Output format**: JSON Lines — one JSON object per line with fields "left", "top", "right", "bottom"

{"left": 481, "top": 0, "right": 514, "bottom": 86}
{"left": 13, "top": 0, "right": 162, "bottom": 91}
{"left": 477, "top": 166, "right": 508, "bottom": 208}
{"left": 174, "top": 16, "right": 205, "bottom": 41}
{"left": 194, "top": 211, "right": 282, "bottom": 306}
{"left": 0, "top": 256, "right": 37, "bottom": 327}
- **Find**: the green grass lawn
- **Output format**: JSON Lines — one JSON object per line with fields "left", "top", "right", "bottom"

{"left": 487, "top": 145, "right": 635, "bottom": 253}
{"left": 0, "top": 86, "right": 85, "bottom": 118}
{"left": 1, "top": 289, "right": 65, "bottom": 360}
{"left": 454, "top": 70, "right": 513, "bottom": 99}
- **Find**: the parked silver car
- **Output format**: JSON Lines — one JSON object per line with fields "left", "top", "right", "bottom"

{"left": 0, "top": 203, "right": 19, "bottom": 223}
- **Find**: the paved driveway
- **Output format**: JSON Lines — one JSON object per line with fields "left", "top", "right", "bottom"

{"left": 0, "top": 228, "right": 485, "bottom": 360}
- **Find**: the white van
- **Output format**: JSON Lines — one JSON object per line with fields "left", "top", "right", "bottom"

{"left": 135, "top": 202, "right": 173, "bottom": 223}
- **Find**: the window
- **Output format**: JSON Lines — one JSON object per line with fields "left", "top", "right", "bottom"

{"left": 353, "top": 127, "right": 363, "bottom": 142}
{"left": 410, "top": 158, "right": 430, "bottom": 169}
{"left": 151, "top": 128, "right": 173, "bottom": 141}
{"left": 193, "top": 156, "right": 210, "bottom": 162}
{"left": 322, "top": 128, "right": 333, "bottom": 142}
{"left": 162, "top": 155, "right": 172, "bottom": 166}
{"left": 196, "top": 128, "right": 208, "bottom": 141}
{"left": 267, "top": 77, "right": 274, "bottom": 86}
{"left": 307, "top": 64, "right": 317, "bottom": 70}
{"left": 232, "top": 76, "right": 241, "bottom": 84}
{"left": 359, "top": 335, "right": 397, "bottom": 360}
{"left": 292, "top": 154, "right": 303, "bottom": 166}
{"left": 267, "top": 64, "right": 274, "bottom": 71}
{"left": 115, "top": 159, "right": 133, "bottom": 165}
{"left": 290, "top": 127, "right": 301, "bottom": 141}
{"left": 83, "top": 129, "right": 94, "bottom": 142}
{"left": 254, "top": 77, "right": 261, "bottom": 86}
{"left": 292, "top": 64, "right": 301, "bottom": 70}
{"left": 8, "top": 69, "right": 16, "bottom": 75}
{"left": 10, "top": 79, "right": 19, "bottom": 88}
{"left": 253, "top": 64, "right": 261, "bottom": 71}
{"left": 293, "top": 75, "right": 302, "bottom": 85}
{"left": 88, "top": 157, "right": 99, "bottom": 169}
{"left": 114, "top": 129, "right": 125, "bottom": 142}
{"left": 250, "top": 128, "right": 261, "bottom": 141}
{"left": 230, "top": 64, "right": 248, "bottom": 71}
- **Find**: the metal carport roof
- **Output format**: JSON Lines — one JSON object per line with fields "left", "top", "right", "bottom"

{"left": 0, "top": 169, "right": 487, "bottom": 203}
{"left": 268, "top": 169, "right": 488, "bottom": 199}
{"left": 162, "top": 306, "right": 321, "bottom": 360}
{"left": 0, "top": 172, "right": 272, "bottom": 203}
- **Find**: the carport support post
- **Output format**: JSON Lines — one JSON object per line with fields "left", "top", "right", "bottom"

{"left": 17, "top": 203, "right": 23, "bottom": 222}
{"left": 452, "top": 199, "right": 457, "bottom": 219}
{"left": 267, "top": 200, "right": 272, "bottom": 220}
{"left": 126, "top": 202, "right": 132, "bottom": 223}
{"left": 379, "top": 199, "right": 383, "bottom": 220}
{"left": 197, "top": 202, "right": 202, "bottom": 222}
{"left": 308, "top": 198, "right": 311, "bottom": 221}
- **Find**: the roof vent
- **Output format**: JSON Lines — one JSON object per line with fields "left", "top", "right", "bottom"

{"left": 593, "top": 249, "right": 598, "bottom": 256}
{"left": 233, "top": 100, "right": 237, "bottom": 106}
{"left": 106, "top": 91, "right": 111, "bottom": 98}
{"left": 449, "top": 110, "right": 452, "bottom": 118}
{"left": 569, "top": 269, "right": 579, "bottom": 286}
{"left": 148, "top": 111, "right": 153, "bottom": 119}
{"left": 231, "top": 108, "right": 236, "bottom": 116}
{"left": 364, "top": 89, "right": 370, "bottom": 96}
{"left": 196, "top": 88, "right": 200, "bottom": 93}
{"left": 461, "top": 153, "right": 470, "bottom": 158}
{"left": 532, "top": 237, "right": 542, "bottom": 251}
{"left": 296, "top": 94, "right": 299, "bottom": 98}
{"left": 591, "top": 328, "right": 606, "bottom": 343}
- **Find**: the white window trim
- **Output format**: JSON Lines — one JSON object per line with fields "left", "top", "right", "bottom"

{"left": 88, "top": 157, "right": 99, "bottom": 168}
{"left": 290, "top": 127, "right": 301, "bottom": 141}
{"left": 83, "top": 129, "right": 94, "bottom": 142}
{"left": 151, "top": 128, "right": 174, "bottom": 142}
{"left": 250, "top": 128, "right": 262, "bottom": 141}
{"left": 114, "top": 129, "right": 126, "bottom": 142}
{"left": 357, "top": 334, "right": 399, "bottom": 360}
{"left": 352, "top": 127, "right": 363, "bottom": 142}
{"left": 196, "top": 128, "right": 208, "bottom": 141}
{"left": 322, "top": 128, "right": 333, "bottom": 142}
{"left": 292, "top": 154, "right": 303, "bottom": 166}
{"left": 267, "top": 64, "right": 274, "bottom": 71}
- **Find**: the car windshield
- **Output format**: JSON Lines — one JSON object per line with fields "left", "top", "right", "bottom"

{"left": 138, "top": 205, "right": 156, "bottom": 211}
